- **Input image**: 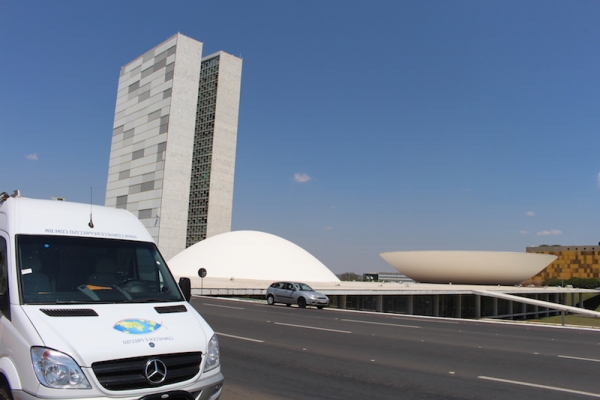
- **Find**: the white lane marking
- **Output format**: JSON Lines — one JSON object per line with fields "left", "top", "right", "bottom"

{"left": 478, "top": 376, "right": 600, "bottom": 398}
{"left": 274, "top": 322, "right": 351, "bottom": 334}
{"left": 559, "top": 355, "right": 600, "bottom": 363}
{"left": 216, "top": 332, "right": 264, "bottom": 343}
{"left": 391, "top": 317, "right": 459, "bottom": 324}
{"left": 203, "top": 303, "right": 244, "bottom": 310}
{"left": 341, "top": 318, "right": 421, "bottom": 329}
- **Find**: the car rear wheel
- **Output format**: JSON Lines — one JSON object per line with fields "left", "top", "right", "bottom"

{"left": 286, "top": 303, "right": 291, "bottom": 307}
{"left": 297, "top": 297, "right": 306, "bottom": 308}
{"left": 267, "top": 295, "right": 275, "bottom": 305}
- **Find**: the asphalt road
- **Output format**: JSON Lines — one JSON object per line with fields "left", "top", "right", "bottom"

{"left": 190, "top": 296, "right": 600, "bottom": 400}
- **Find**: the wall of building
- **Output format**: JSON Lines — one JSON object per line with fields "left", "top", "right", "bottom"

{"left": 106, "top": 34, "right": 242, "bottom": 261}
{"left": 186, "top": 51, "right": 242, "bottom": 246}
{"left": 106, "top": 34, "right": 202, "bottom": 261}
{"left": 527, "top": 245, "right": 600, "bottom": 282}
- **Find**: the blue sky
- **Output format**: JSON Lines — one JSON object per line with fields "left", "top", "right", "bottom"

{"left": 2, "top": 1, "right": 600, "bottom": 274}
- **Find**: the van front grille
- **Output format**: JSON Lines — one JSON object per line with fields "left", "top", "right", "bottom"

{"left": 92, "top": 352, "right": 202, "bottom": 391}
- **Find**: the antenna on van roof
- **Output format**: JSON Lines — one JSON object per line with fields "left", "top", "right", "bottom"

{"left": 88, "top": 187, "right": 95, "bottom": 229}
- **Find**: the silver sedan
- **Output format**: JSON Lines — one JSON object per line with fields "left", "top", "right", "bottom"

{"left": 266, "top": 282, "right": 329, "bottom": 309}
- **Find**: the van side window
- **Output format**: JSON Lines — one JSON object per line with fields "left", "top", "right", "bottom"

{"left": 0, "top": 236, "right": 9, "bottom": 319}
{"left": 0, "top": 237, "right": 7, "bottom": 294}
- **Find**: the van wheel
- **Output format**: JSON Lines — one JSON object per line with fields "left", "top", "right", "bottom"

{"left": 0, "top": 385, "right": 13, "bottom": 400}
{"left": 267, "top": 295, "right": 275, "bottom": 305}
{"left": 297, "top": 297, "right": 306, "bottom": 308}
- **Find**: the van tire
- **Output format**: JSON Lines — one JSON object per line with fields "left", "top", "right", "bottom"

{"left": 0, "top": 385, "right": 12, "bottom": 400}
{"left": 267, "top": 295, "right": 275, "bottom": 305}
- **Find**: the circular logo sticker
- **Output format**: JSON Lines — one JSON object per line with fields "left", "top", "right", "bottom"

{"left": 113, "top": 319, "right": 161, "bottom": 334}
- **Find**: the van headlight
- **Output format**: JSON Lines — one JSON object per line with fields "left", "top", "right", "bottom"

{"left": 203, "top": 334, "right": 220, "bottom": 372}
{"left": 31, "top": 347, "right": 91, "bottom": 389}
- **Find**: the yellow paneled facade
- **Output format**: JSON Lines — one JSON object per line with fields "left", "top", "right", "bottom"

{"left": 526, "top": 245, "right": 600, "bottom": 282}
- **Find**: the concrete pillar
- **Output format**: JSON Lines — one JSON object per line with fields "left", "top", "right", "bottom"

{"left": 338, "top": 295, "right": 346, "bottom": 310}
{"left": 406, "top": 295, "right": 413, "bottom": 315}
{"left": 521, "top": 301, "right": 527, "bottom": 320}
{"left": 376, "top": 295, "right": 383, "bottom": 313}
{"left": 508, "top": 300, "right": 513, "bottom": 320}
{"left": 534, "top": 295, "right": 539, "bottom": 319}
{"left": 456, "top": 294, "right": 462, "bottom": 318}
{"left": 493, "top": 297, "right": 498, "bottom": 317}
{"left": 579, "top": 293, "right": 584, "bottom": 308}
{"left": 433, "top": 295, "right": 439, "bottom": 317}
{"left": 544, "top": 294, "right": 550, "bottom": 317}
{"left": 475, "top": 295, "right": 481, "bottom": 319}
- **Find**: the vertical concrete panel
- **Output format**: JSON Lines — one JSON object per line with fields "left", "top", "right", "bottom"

{"left": 493, "top": 297, "right": 498, "bottom": 317}
{"left": 159, "top": 35, "right": 202, "bottom": 260}
{"left": 338, "top": 295, "right": 347, "bottom": 309}
{"left": 207, "top": 52, "right": 242, "bottom": 238}
{"left": 407, "top": 295, "right": 413, "bottom": 315}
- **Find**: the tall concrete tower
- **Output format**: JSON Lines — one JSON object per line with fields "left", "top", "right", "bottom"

{"left": 105, "top": 34, "right": 242, "bottom": 260}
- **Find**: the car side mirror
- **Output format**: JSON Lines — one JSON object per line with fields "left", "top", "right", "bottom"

{"left": 178, "top": 277, "right": 191, "bottom": 302}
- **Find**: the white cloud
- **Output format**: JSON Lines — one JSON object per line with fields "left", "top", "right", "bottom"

{"left": 536, "top": 230, "right": 562, "bottom": 236}
{"left": 526, "top": 211, "right": 535, "bottom": 217}
{"left": 294, "top": 173, "right": 311, "bottom": 183}
{"left": 26, "top": 153, "right": 38, "bottom": 161}
{"left": 520, "top": 230, "right": 529, "bottom": 235}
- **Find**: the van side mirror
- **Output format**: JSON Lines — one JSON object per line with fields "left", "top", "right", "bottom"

{"left": 178, "top": 277, "right": 191, "bottom": 302}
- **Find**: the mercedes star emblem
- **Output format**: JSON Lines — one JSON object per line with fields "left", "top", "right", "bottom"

{"left": 144, "top": 358, "right": 167, "bottom": 384}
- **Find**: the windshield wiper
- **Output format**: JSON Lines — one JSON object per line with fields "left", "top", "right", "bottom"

{"left": 123, "top": 298, "right": 178, "bottom": 303}
{"left": 54, "top": 300, "right": 116, "bottom": 304}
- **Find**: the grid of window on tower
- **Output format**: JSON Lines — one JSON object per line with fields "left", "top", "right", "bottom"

{"left": 186, "top": 56, "right": 220, "bottom": 247}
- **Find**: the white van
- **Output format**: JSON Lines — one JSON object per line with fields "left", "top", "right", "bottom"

{"left": 0, "top": 192, "right": 223, "bottom": 400}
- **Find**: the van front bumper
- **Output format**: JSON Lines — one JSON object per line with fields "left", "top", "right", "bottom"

{"left": 12, "top": 372, "right": 223, "bottom": 400}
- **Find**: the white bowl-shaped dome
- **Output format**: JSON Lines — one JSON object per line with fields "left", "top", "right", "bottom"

{"left": 168, "top": 230, "right": 340, "bottom": 282}
{"left": 380, "top": 251, "right": 557, "bottom": 285}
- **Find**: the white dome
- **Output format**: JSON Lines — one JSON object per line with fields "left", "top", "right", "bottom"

{"left": 168, "top": 230, "right": 340, "bottom": 282}
{"left": 380, "top": 251, "right": 557, "bottom": 285}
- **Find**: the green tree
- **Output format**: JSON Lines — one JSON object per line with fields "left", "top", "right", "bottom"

{"left": 338, "top": 272, "right": 360, "bottom": 281}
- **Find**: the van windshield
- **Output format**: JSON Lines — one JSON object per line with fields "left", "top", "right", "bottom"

{"left": 16, "top": 235, "right": 185, "bottom": 304}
